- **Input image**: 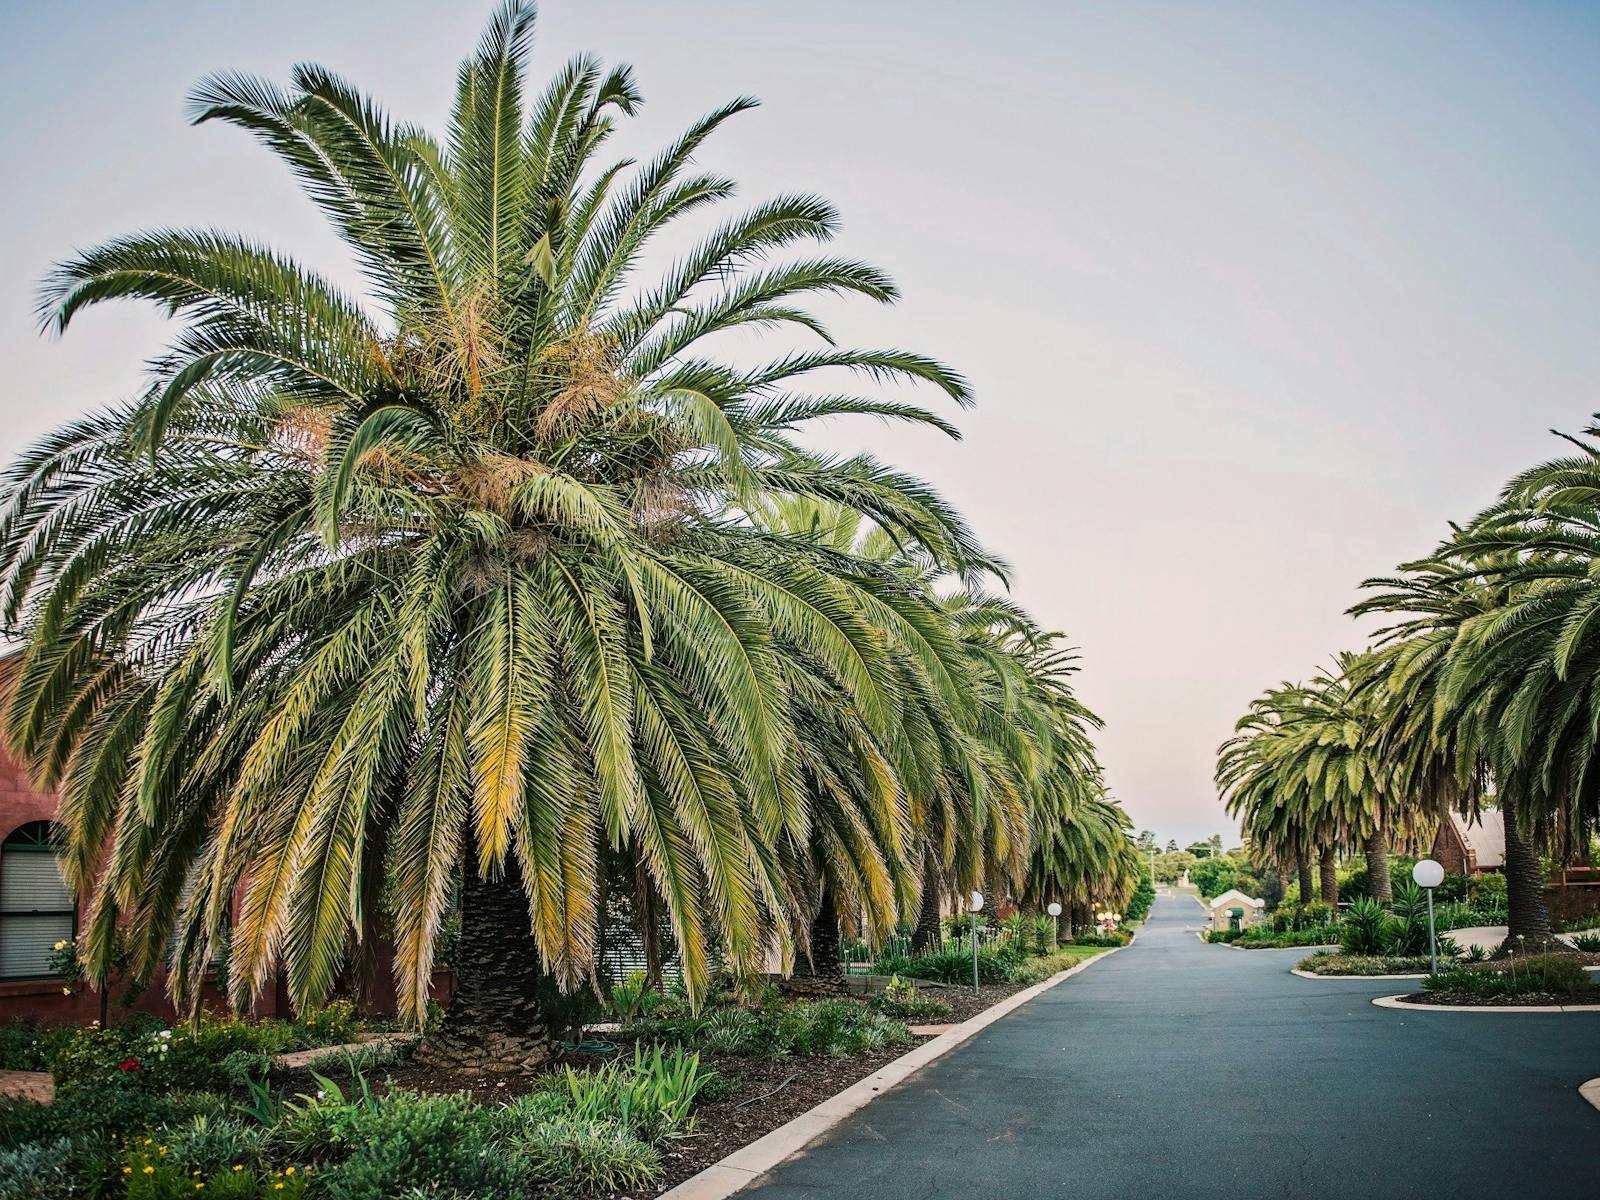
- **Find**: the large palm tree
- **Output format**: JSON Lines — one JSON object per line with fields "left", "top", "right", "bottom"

{"left": 0, "top": 2, "right": 990, "bottom": 1064}
{"left": 1357, "top": 424, "right": 1600, "bottom": 947}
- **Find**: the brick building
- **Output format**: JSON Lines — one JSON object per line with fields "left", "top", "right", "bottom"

{"left": 1428, "top": 810, "right": 1505, "bottom": 877}
{"left": 0, "top": 652, "right": 455, "bottom": 1026}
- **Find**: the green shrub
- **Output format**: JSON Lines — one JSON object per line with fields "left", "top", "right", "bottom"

{"left": 0, "top": 1021, "right": 73, "bottom": 1073}
{"left": 1570, "top": 933, "right": 1600, "bottom": 952}
{"left": 628, "top": 998, "right": 910, "bottom": 1058}
{"left": 290, "top": 1000, "right": 362, "bottom": 1050}
{"left": 163, "top": 1114, "right": 265, "bottom": 1176}
{"left": 1295, "top": 953, "right": 1432, "bottom": 976}
{"left": 872, "top": 977, "right": 952, "bottom": 1023}
{"left": 311, "top": 1090, "right": 516, "bottom": 1200}
{"left": 122, "top": 1144, "right": 311, "bottom": 1200}
{"left": 509, "top": 1114, "right": 661, "bottom": 1194}
{"left": 1422, "top": 953, "right": 1596, "bottom": 999}
{"left": 1069, "top": 932, "right": 1129, "bottom": 948}
{"left": 876, "top": 943, "right": 1020, "bottom": 984}
{"left": 0, "top": 1086, "right": 178, "bottom": 1150}
{"left": 1232, "top": 926, "right": 1340, "bottom": 948}
{"left": 1340, "top": 898, "right": 1388, "bottom": 956}
{"left": 1207, "top": 929, "right": 1243, "bottom": 944}
{"left": 221, "top": 1049, "right": 275, "bottom": 1088}
{"left": 1468, "top": 872, "right": 1507, "bottom": 908}
{"left": 0, "top": 1137, "right": 77, "bottom": 1200}
{"left": 1381, "top": 882, "right": 1431, "bottom": 956}
{"left": 297, "top": 1040, "right": 410, "bottom": 1079}
{"left": 558, "top": 1046, "right": 707, "bottom": 1141}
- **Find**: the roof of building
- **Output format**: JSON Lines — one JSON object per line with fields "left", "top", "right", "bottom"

{"left": 1207, "top": 888, "right": 1264, "bottom": 910}
{"left": 1448, "top": 810, "right": 1505, "bottom": 870}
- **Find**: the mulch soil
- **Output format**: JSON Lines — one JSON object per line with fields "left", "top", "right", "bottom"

{"left": 350, "top": 975, "right": 1042, "bottom": 1197}
{"left": 914, "top": 978, "right": 1031, "bottom": 1023}
{"left": 1399, "top": 989, "right": 1600, "bottom": 1006}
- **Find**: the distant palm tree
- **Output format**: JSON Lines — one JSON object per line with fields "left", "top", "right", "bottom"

{"left": 1, "top": 2, "right": 987, "bottom": 1064}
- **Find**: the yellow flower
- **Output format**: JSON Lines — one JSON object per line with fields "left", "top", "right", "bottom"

{"left": 274, "top": 1186, "right": 284, "bottom": 1192}
{"left": 53, "top": 941, "right": 66, "bottom": 951}
{"left": 285, "top": 1167, "right": 295, "bottom": 1176}
{"left": 122, "top": 1168, "right": 132, "bottom": 1175}
{"left": 196, "top": 1185, "right": 205, "bottom": 1191}
{"left": 233, "top": 1165, "right": 244, "bottom": 1172}
{"left": 143, "top": 1166, "right": 155, "bottom": 1175}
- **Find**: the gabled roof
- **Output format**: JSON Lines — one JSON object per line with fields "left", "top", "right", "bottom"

{"left": 1449, "top": 810, "right": 1504, "bottom": 869}
{"left": 1207, "top": 888, "right": 1264, "bottom": 910}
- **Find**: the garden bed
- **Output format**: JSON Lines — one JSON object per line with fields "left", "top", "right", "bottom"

{"left": 0, "top": 952, "right": 1113, "bottom": 1199}
{"left": 1396, "top": 988, "right": 1600, "bottom": 1008}
{"left": 1294, "top": 953, "right": 1431, "bottom": 977}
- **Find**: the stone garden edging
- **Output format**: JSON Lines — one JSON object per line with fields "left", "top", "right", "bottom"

{"left": 1371, "top": 994, "right": 1600, "bottom": 1014}
{"left": 659, "top": 938, "right": 1132, "bottom": 1200}
{"left": 1581, "top": 1078, "right": 1600, "bottom": 1114}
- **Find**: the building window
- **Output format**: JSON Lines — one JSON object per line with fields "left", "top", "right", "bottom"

{"left": 0, "top": 822, "right": 76, "bottom": 980}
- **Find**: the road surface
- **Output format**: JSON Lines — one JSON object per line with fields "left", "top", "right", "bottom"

{"left": 741, "top": 891, "right": 1600, "bottom": 1199}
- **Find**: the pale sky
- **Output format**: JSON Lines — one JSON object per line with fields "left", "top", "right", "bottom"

{"left": 3, "top": 1, "right": 1597, "bottom": 845}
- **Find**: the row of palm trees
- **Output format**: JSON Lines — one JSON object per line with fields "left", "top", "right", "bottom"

{"left": 0, "top": 2, "right": 1138, "bottom": 1065}
{"left": 1218, "top": 419, "right": 1600, "bottom": 947}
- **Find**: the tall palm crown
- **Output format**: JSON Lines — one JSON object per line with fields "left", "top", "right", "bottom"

{"left": 1353, "top": 423, "right": 1600, "bottom": 940}
{"left": 1, "top": 2, "right": 987, "bottom": 1024}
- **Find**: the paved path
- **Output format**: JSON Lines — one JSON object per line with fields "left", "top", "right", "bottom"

{"left": 742, "top": 892, "right": 1600, "bottom": 1199}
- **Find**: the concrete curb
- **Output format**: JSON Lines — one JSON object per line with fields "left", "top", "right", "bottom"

{"left": 1372, "top": 994, "right": 1600, "bottom": 1014}
{"left": 659, "top": 941, "right": 1129, "bottom": 1200}
{"left": 1581, "top": 1078, "right": 1600, "bottom": 1114}
{"left": 1291, "top": 968, "right": 1426, "bottom": 981}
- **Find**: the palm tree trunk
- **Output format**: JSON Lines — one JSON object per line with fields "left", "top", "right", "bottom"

{"left": 794, "top": 885, "right": 845, "bottom": 989}
{"left": 911, "top": 851, "right": 943, "bottom": 954}
{"left": 1365, "top": 822, "right": 1392, "bottom": 905}
{"left": 417, "top": 852, "right": 548, "bottom": 1072}
{"left": 1297, "top": 852, "right": 1314, "bottom": 905}
{"left": 1501, "top": 797, "right": 1555, "bottom": 951}
{"left": 1318, "top": 846, "right": 1338, "bottom": 908}
{"left": 634, "top": 855, "right": 664, "bottom": 990}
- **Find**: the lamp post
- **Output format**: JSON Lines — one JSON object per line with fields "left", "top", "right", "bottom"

{"left": 1412, "top": 859, "right": 1445, "bottom": 974}
{"left": 1047, "top": 901, "right": 1062, "bottom": 950}
{"left": 969, "top": 891, "right": 985, "bottom": 991}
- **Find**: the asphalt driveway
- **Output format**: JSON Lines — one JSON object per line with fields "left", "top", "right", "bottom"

{"left": 740, "top": 892, "right": 1600, "bottom": 1199}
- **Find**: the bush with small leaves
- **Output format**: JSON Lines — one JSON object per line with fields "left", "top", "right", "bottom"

{"left": 312, "top": 1091, "right": 516, "bottom": 1200}
{"left": 0, "top": 1137, "right": 77, "bottom": 1200}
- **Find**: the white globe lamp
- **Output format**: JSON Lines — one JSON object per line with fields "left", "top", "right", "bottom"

{"left": 966, "top": 892, "right": 985, "bottom": 991}
{"left": 1411, "top": 858, "right": 1445, "bottom": 974}
{"left": 1412, "top": 859, "right": 1445, "bottom": 889}
{"left": 1046, "top": 902, "right": 1062, "bottom": 917}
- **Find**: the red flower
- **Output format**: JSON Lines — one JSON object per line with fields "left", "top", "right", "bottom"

{"left": 119, "top": 1057, "right": 142, "bottom": 1072}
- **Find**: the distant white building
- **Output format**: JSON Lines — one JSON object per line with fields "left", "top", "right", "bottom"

{"left": 1205, "top": 889, "right": 1265, "bottom": 934}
